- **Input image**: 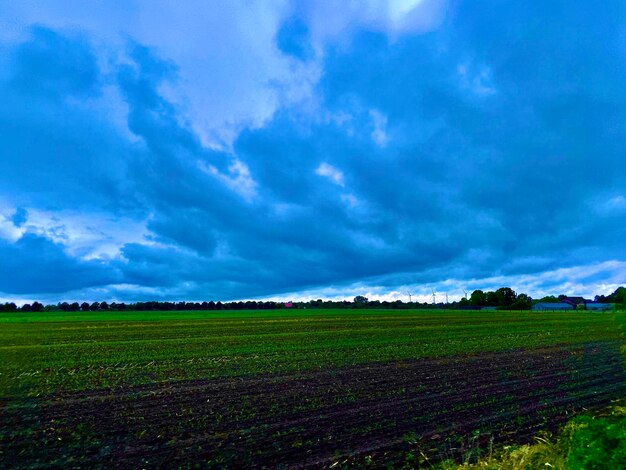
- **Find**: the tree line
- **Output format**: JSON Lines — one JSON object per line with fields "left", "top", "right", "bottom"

{"left": 1, "top": 287, "right": 624, "bottom": 313}
{"left": 0, "top": 300, "right": 283, "bottom": 313}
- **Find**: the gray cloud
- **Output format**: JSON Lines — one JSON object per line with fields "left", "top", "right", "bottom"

{"left": 1, "top": 2, "right": 626, "bottom": 301}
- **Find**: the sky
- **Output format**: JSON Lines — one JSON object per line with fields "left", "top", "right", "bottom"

{"left": 1, "top": 0, "right": 625, "bottom": 304}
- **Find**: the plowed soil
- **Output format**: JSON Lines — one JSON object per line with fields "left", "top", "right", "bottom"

{"left": 2, "top": 340, "right": 624, "bottom": 469}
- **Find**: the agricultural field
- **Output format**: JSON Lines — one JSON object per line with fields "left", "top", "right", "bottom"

{"left": 1, "top": 309, "right": 625, "bottom": 468}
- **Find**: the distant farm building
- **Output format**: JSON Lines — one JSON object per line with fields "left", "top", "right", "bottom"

{"left": 560, "top": 296, "right": 590, "bottom": 309}
{"left": 585, "top": 302, "right": 615, "bottom": 311}
{"left": 532, "top": 302, "right": 574, "bottom": 311}
{"left": 480, "top": 306, "right": 498, "bottom": 311}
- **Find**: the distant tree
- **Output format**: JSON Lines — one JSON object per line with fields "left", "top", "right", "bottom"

{"left": 538, "top": 296, "right": 559, "bottom": 303}
{"left": 470, "top": 290, "right": 487, "bottom": 306}
{"left": 353, "top": 295, "right": 369, "bottom": 305}
{"left": 31, "top": 302, "right": 44, "bottom": 312}
{"left": 90, "top": 302, "right": 100, "bottom": 311}
{"left": 512, "top": 293, "right": 532, "bottom": 310}
{"left": 100, "top": 301, "right": 109, "bottom": 311}
{"left": 486, "top": 291, "right": 499, "bottom": 307}
{"left": 81, "top": 302, "right": 90, "bottom": 312}
{"left": 609, "top": 287, "right": 626, "bottom": 304}
{"left": 69, "top": 302, "right": 80, "bottom": 312}
{"left": 495, "top": 287, "right": 517, "bottom": 307}
{"left": 596, "top": 287, "right": 626, "bottom": 308}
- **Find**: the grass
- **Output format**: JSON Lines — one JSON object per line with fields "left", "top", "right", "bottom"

{"left": 1, "top": 309, "right": 623, "bottom": 397}
{"left": 432, "top": 399, "right": 626, "bottom": 470}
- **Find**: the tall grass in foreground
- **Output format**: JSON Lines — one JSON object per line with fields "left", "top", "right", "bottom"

{"left": 425, "top": 400, "right": 626, "bottom": 469}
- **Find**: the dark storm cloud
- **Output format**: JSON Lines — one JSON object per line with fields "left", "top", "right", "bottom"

{"left": 0, "top": 234, "right": 120, "bottom": 294}
{"left": 1, "top": 1, "right": 626, "bottom": 301}
{"left": 0, "top": 26, "right": 138, "bottom": 212}
{"left": 313, "top": 2, "right": 626, "bottom": 273}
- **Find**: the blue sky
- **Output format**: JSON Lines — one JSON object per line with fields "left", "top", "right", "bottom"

{"left": 1, "top": 0, "right": 625, "bottom": 304}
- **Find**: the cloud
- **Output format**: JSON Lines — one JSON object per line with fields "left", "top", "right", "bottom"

{"left": 1, "top": 0, "right": 323, "bottom": 148}
{"left": 369, "top": 109, "right": 389, "bottom": 147}
{"left": 0, "top": 26, "right": 137, "bottom": 213}
{"left": 23, "top": 209, "right": 150, "bottom": 260}
{"left": 341, "top": 193, "right": 359, "bottom": 208}
{"left": 0, "top": 213, "right": 23, "bottom": 242}
{"left": 276, "top": 15, "right": 314, "bottom": 61}
{"left": 1, "top": 1, "right": 626, "bottom": 303}
{"left": 301, "top": 0, "right": 449, "bottom": 43}
{"left": 457, "top": 63, "right": 496, "bottom": 97}
{"left": 595, "top": 195, "right": 626, "bottom": 216}
{"left": 11, "top": 207, "right": 28, "bottom": 227}
{"left": 10, "top": 25, "right": 100, "bottom": 99}
{"left": 315, "top": 162, "right": 345, "bottom": 186}
{"left": 0, "top": 233, "right": 121, "bottom": 295}
{"left": 198, "top": 159, "right": 258, "bottom": 202}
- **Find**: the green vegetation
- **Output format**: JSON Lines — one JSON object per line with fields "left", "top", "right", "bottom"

{"left": 2, "top": 309, "right": 625, "bottom": 467}
{"left": 1, "top": 309, "right": 623, "bottom": 397}
{"left": 432, "top": 400, "right": 626, "bottom": 470}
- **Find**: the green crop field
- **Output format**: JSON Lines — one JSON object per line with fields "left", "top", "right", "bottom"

{"left": 1, "top": 309, "right": 625, "bottom": 467}
{"left": 1, "top": 309, "right": 623, "bottom": 397}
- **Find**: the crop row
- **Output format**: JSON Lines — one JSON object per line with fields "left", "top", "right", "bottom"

{"left": 2, "top": 340, "right": 624, "bottom": 468}
{"left": 1, "top": 310, "right": 623, "bottom": 397}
